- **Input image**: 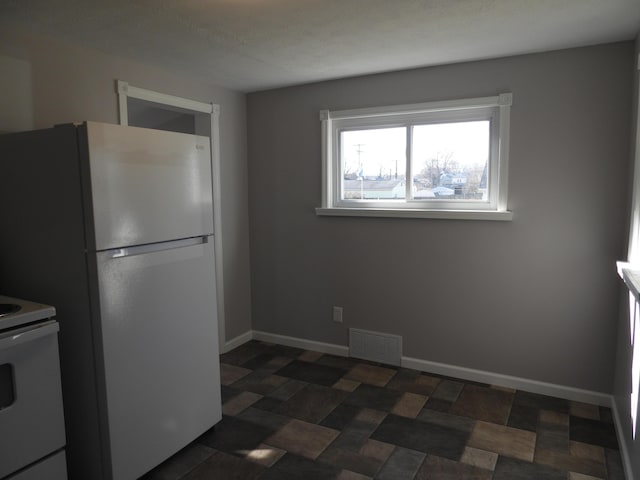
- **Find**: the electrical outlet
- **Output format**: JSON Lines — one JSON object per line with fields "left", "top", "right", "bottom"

{"left": 333, "top": 306, "right": 343, "bottom": 323}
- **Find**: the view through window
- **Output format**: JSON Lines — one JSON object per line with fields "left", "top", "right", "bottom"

{"left": 341, "top": 121, "right": 489, "bottom": 202}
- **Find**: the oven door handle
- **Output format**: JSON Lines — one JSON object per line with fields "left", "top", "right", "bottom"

{"left": 0, "top": 320, "right": 59, "bottom": 351}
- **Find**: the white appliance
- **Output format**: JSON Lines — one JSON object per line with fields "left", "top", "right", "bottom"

{"left": 0, "top": 296, "right": 67, "bottom": 480}
{"left": 0, "top": 122, "right": 222, "bottom": 480}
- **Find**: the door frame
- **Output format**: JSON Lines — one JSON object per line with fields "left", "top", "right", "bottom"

{"left": 116, "top": 80, "right": 226, "bottom": 350}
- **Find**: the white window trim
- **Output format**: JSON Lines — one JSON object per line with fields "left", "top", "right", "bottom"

{"left": 316, "top": 93, "right": 513, "bottom": 221}
{"left": 116, "top": 80, "right": 227, "bottom": 348}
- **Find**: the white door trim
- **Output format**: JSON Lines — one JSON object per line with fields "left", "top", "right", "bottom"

{"left": 116, "top": 80, "right": 227, "bottom": 350}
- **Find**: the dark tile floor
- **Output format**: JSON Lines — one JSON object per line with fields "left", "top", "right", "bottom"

{"left": 141, "top": 341, "right": 624, "bottom": 480}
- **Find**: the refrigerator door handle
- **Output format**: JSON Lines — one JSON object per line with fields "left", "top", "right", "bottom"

{"left": 105, "top": 236, "right": 210, "bottom": 259}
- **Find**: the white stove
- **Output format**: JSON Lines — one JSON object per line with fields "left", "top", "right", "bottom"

{"left": 0, "top": 296, "right": 67, "bottom": 480}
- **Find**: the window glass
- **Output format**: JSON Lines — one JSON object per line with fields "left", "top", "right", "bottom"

{"left": 340, "top": 127, "right": 406, "bottom": 200}
{"left": 411, "top": 121, "right": 490, "bottom": 201}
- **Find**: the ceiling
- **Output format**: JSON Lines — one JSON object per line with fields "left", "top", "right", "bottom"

{"left": 1, "top": 0, "right": 639, "bottom": 92}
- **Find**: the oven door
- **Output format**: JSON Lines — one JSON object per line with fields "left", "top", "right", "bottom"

{"left": 0, "top": 321, "right": 66, "bottom": 479}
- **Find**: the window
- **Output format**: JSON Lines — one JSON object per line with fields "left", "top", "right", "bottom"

{"left": 316, "top": 93, "right": 513, "bottom": 220}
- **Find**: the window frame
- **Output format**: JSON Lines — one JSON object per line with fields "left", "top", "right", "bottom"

{"left": 316, "top": 93, "right": 513, "bottom": 221}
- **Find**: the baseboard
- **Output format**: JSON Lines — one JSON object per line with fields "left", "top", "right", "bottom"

{"left": 223, "top": 329, "right": 612, "bottom": 407}
{"left": 402, "top": 356, "right": 612, "bottom": 407}
{"left": 222, "top": 330, "right": 254, "bottom": 354}
{"left": 611, "top": 397, "right": 634, "bottom": 480}
{"left": 253, "top": 330, "right": 350, "bottom": 356}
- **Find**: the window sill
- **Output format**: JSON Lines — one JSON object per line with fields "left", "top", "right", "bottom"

{"left": 618, "top": 261, "right": 640, "bottom": 301}
{"left": 315, "top": 207, "right": 513, "bottom": 221}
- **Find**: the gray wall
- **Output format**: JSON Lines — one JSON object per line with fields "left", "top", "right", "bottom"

{"left": 247, "top": 42, "right": 634, "bottom": 393}
{"left": 0, "top": 26, "right": 252, "bottom": 342}
{"left": 613, "top": 32, "right": 640, "bottom": 480}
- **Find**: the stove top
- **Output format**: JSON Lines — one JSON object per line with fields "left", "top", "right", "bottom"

{"left": 0, "top": 295, "right": 56, "bottom": 331}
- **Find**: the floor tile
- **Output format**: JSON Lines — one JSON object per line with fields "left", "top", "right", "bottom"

{"left": 600, "top": 407, "right": 614, "bottom": 424}
{"left": 422, "top": 397, "right": 453, "bottom": 413}
{"left": 540, "top": 409, "right": 570, "bottom": 426}
{"left": 355, "top": 407, "right": 386, "bottom": 426}
{"left": 181, "top": 450, "right": 266, "bottom": 480}
{"left": 333, "top": 378, "right": 361, "bottom": 392}
{"left": 320, "top": 403, "right": 362, "bottom": 430}
{"left": 236, "top": 406, "right": 291, "bottom": 431}
{"left": 513, "top": 390, "right": 569, "bottom": 414}
{"left": 298, "top": 350, "right": 324, "bottom": 362}
{"left": 241, "top": 353, "right": 279, "bottom": 371}
{"left": 467, "top": 421, "right": 536, "bottom": 462}
{"left": 220, "top": 385, "right": 242, "bottom": 404}
{"left": 266, "top": 419, "right": 340, "bottom": 459}
{"left": 258, "top": 453, "right": 341, "bottom": 480}
{"left": 251, "top": 395, "right": 283, "bottom": 413}
{"left": 344, "top": 363, "right": 397, "bottom": 387}
{"left": 417, "top": 408, "right": 475, "bottom": 433}
{"left": 570, "top": 401, "right": 601, "bottom": 420}
{"left": 276, "top": 360, "right": 347, "bottom": 386}
{"left": 371, "top": 413, "right": 468, "bottom": 460}
{"left": 606, "top": 448, "right": 626, "bottom": 480}
{"left": 410, "top": 374, "right": 442, "bottom": 395}
{"left": 491, "top": 385, "right": 516, "bottom": 393}
{"left": 536, "top": 421, "right": 569, "bottom": 453}
{"left": 344, "top": 384, "right": 403, "bottom": 411}
{"left": 385, "top": 368, "right": 421, "bottom": 391}
{"left": 230, "top": 370, "right": 288, "bottom": 395}
{"left": 140, "top": 443, "right": 215, "bottom": 480}
{"left": 534, "top": 448, "right": 606, "bottom": 478}
{"left": 220, "top": 363, "right": 252, "bottom": 386}
{"left": 415, "top": 454, "right": 493, "bottom": 480}
{"left": 317, "top": 446, "right": 383, "bottom": 477}
{"left": 267, "top": 344, "right": 306, "bottom": 358}
{"left": 243, "top": 443, "right": 286, "bottom": 467}
{"left": 266, "top": 378, "right": 308, "bottom": 400}
{"left": 492, "top": 455, "right": 567, "bottom": 480}
{"left": 570, "top": 416, "right": 619, "bottom": 450}
{"left": 220, "top": 341, "right": 268, "bottom": 366}
{"left": 507, "top": 404, "right": 538, "bottom": 432}
{"left": 315, "top": 354, "right": 361, "bottom": 370}
{"left": 197, "top": 416, "right": 276, "bottom": 455}
{"left": 274, "top": 383, "right": 347, "bottom": 423}
{"left": 449, "top": 384, "right": 513, "bottom": 424}
{"left": 266, "top": 355, "right": 294, "bottom": 369}
{"left": 569, "top": 440, "right": 605, "bottom": 464}
{"left": 359, "top": 438, "right": 395, "bottom": 462}
{"left": 391, "top": 392, "right": 428, "bottom": 418}
{"left": 430, "top": 380, "right": 464, "bottom": 402}
{"left": 568, "top": 473, "right": 604, "bottom": 480}
{"left": 460, "top": 446, "right": 498, "bottom": 471}
{"left": 376, "top": 446, "right": 426, "bottom": 480}
{"left": 331, "top": 419, "right": 379, "bottom": 451}
{"left": 222, "top": 391, "right": 262, "bottom": 416}
{"left": 337, "top": 470, "right": 372, "bottom": 480}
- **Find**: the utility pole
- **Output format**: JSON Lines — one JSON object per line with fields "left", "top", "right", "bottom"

{"left": 354, "top": 143, "right": 365, "bottom": 199}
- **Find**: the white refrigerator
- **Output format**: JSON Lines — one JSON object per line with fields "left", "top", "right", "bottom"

{"left": 0, "top": 122, "right": 222, "bottom": 480}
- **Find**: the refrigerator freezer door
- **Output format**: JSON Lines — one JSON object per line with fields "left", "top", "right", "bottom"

{"left": 85, "top": 122, "right": 214, "bottom": 251}
{"left": 94, "top": 236, "right": 221, "bottom": 480}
